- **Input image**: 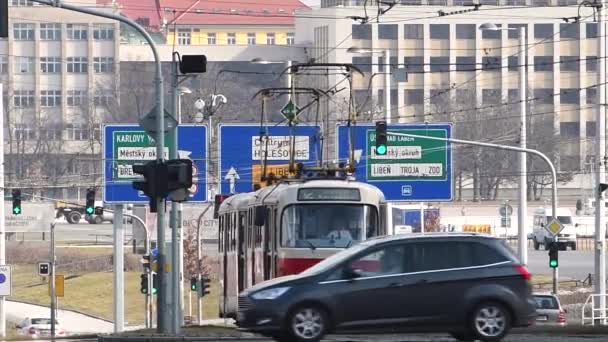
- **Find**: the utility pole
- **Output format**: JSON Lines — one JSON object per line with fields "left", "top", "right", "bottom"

{"left": 113, "top": 205, "right": 124, "bottom": 332}
{"left": 169, "top": 55, "right": 180, "bottom": 334}
{"left": 384, "top": 49, "right": 393, "bottom": 234}
{"left": 518, "top": 26, "right": 528, "bottom": 266}
{"left": 0, "top": 83, "right": 5, "bottom": 339}
{"left": 50, "top": 223, "right": 56, "bottom": 340}
{"left": 595, "top": 0, "right": 607, "bottom": 321}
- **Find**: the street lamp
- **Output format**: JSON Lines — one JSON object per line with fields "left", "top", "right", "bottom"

{"left": 479, "top": 23, "right": 528, "bottom": 265}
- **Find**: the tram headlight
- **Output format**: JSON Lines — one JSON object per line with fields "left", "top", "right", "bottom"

{"left": 251, "top": 287, "right": 290, "bottom": 300}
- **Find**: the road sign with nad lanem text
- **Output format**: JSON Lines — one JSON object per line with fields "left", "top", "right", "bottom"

{"left": 336, "top": 123, "right": 452, "bottom": 201}
{"left": 103, "top": 124, "right": 208, "bottom": 204}
{"left": 218, "top": 124, "right": 321, "bottom": 194}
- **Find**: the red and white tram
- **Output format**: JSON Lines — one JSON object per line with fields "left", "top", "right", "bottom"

{"left": 217, "top": 178, "right": 386, "bottom": 318}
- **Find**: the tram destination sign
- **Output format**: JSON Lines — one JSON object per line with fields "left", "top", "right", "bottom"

{"left": 337, "top": 123, "right": 452, "bottom": 201}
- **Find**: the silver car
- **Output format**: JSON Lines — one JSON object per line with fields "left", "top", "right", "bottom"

{"left": 533, "top": 294, "right": 566, "bottom": 326}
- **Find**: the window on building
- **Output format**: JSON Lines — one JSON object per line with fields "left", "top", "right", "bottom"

{"left": 482, "top": 24, "right": 501, "bottom": 39}
{"left": 67, "top": 90, "right": 87, "bottom": 107}
{"left": 40, "top": 90, "right": 62, "bottom": 107}
{"left": 226, "top": 32, "right": 236, "bottom": 45}
{"left": 40, "top": 57, "right": 61, "bottom": 73}
{"left": 247, "top": 32, "right": 256, "bottom": 45}
{"left": 430, "top": 89, "right": 449, "bottom": 106}
{"left": 534, "top": 88, "right": 554, "bottom": 104}
{"left": 93, "top": 24, "right": 114, "bottom": 40}
{"left": 560, "top": 56, "right": 579, "bottom": 72}
{"left": 13, "top": 90, "right": 34, "bottom": 107}
{"left": 352, "top": 24, "right": 372, "bottom": 40}
{"left": 587, "top": 56, "right": 597, "bottom": 72}
{"left": 534, "top": 56, "right": 553, "bottom": 71}
{"left": 587, "top": 121, "right": 596, "bottom": 137}
{"left": 560, "top": 122, "right": 580, "bottom": 137}
{"left": 534, "top": 24, "right": 554, "bottom": 39}
{"left": 558, "top": 0, "right": 578, "bottom": 5}
{"left": 560, "top": 23, "right": 578, "bottom": 39}
{"left": 93, "top": 57, "right": 114, "bottom": 73}
{"left": 14, "top": 57, "right": 34, "bottom": 73}
{"left": 65, "top": 124, "right": 89, "bottom": 141}
{"left": 0, "top": 56, "right": 6, "bottom": 74}
{"left": 427, "top": 0, "right": 447, "bottom": 4}
{"left": 430, "top": 24, "right": 449, "bottom": 39}
{"left": 287, "top": 32, "right": 295, "bottom": 45}
{"left": 67, "top": 24, "right": 88, "bottom": 40}
{"left": 40, "top": 23, "right": 61, "bottom": 40}
{"left": 480, "top": 0, "right": 499, "bottom": 5}
{"left": 12, "top": 0, "right": 34, "bottom": 6}
{"left": 587, "top": 23, "right": 598, "bottom": 38}
{"left": 587, "top": 87, "right": 597, "bottom": 104}
{"left": 266, "top": 32, "right": 276, "bottom": 45}
{"left": 207, "top": 32, "right": 216, "bottom": 44}
{"left": 13, "top": 23, "right": 34, "bottom": 40}
{"left": 482, "top": 56, "right": 501, "bottom": 71}
{"left": 13, "top": 124, "right": 34, "bottom": 141}
{"left": 378, "top": 24, "right": 398, "bottom": 40}
{"left": 404, "top": 89, "right": 424, "bottom": 105}
{"left": 453, "top": 0, "right": 475, "bottom": 5}
{"left": 456, "top": 56, "right": 476, "bottom": 71}
{"left": 94, "top": 90, "right": 113, "bottom": 107}
{"left": 531, "top": 0, "right": 550, "bottom": 5}
{"left": 177, "top": 29, "right": 191, "bottom": 45}
{"left": 404, "top": 24, "right": 423, "bottom": 39}
{"left": 351, "top": 56, "right": 372, "bottom": 72}
{"left": 505, "top": 0, "right": 525, "bottom": 4}
{"left": 377, "top": 56, "right": 398, "bottom": 72}
{"left": 560, "top": 88, "right": 579, "bottom": 104}
{"left": 39, "top": 126, "right": 61, "bottom": 141}
{"left": 67, "top": 57, "right": 88, "bottom": 73}
{"left": 508, "top": 24, "right": 526, "bottom": 39}
{"left": 400, "top": 0, "right": 422, "bottom": 4}
{"left": 430, "top": 56, "right": 449, "bottom": 72}
{"left": 482, "top": 89, "right": 501, "bottom": 104}
{"left": 456, "top": 24, "right": 475, "bottom": 39}
{"left": 508, "top": 56, "right": 520, "bottom": 71}
{"left": 403, "top": 56, "right": 424, "bottom": 72}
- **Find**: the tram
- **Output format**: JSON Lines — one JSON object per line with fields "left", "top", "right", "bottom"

{"left": 217, "top": 177, "right": 387, "bottom": 318}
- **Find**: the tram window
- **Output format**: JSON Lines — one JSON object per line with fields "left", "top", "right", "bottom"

{"left": 281, "top": 204, "right": 378, "bottom": 248}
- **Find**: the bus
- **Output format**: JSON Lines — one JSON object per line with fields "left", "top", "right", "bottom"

{"left": 217, "top": 178, "right": 386, "bottom": 318}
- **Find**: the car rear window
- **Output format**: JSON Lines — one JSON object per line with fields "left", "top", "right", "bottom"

{"left": 534, "top": 296, "right": 559, "bottom": 309}
{"left": 31, "top": 319, "right": 52, "bottom": 325}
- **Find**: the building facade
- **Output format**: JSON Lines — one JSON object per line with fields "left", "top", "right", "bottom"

{"left": 2, "top": 0, "right": 120, "bottom": 199}
{"left": 296, "top": 3, "right": 600, "bottom": 173}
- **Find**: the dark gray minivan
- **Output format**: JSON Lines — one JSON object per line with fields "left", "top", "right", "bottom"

{"left": 236, "top": 233, "right": 537, "bottom": 342}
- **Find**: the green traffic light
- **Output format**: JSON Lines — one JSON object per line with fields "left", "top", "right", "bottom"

{"left": 86, "top": 207, "right": 94, "bottom": 214}
{"left": 550, "top": 260, "right": 558, "bottom": 268}
{"left": 141, "top": 288, "right": 148, "bottom": 294}
{"left": 376, "top": 145, "right": 387, "bottom": 155}
{"left": 13, "top": 207, "right": 20, "bottom": 215}
{"left": 151, "top": 287, "right": 158, "bottom": 295}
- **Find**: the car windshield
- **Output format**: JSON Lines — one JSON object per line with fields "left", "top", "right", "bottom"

{"left": 281, "top": 204, "right": 378, "bottom": 248}
{"left": 299, "top": 242, "right": 370, "bottom": 276}
{"left": 534, "top": 296, "right": 559, "bottom": 309}
{"left": 545, "top": 216, "right": 572, "bottom": 225}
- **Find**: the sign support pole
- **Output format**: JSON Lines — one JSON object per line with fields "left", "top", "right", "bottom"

{"left": 169, "top": 56, "right": 181, "bottom": 333}
{"left": 0, "top": 83, "right": 5, "bottom": 339}
{"left": 383, "top": 49, "right": 393, "bottom": 236}
{"left": 50, "top": 223, "right": 56, "bottom": 340}
{"left": 113, "top": 205, "right": 124, "bottom": 332}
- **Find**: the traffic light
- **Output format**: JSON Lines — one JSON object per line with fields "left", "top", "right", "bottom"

{"left": 375, "top": 121, "right": 388, "bottom": 156}
{"left": 549, "top": 242, "right": 559, "bottom": 268}
{"left": 141, "top": 255, "right": 151, "bottom": 270}
{"left": 140, "top": 274, "right": 149, "bottom": 294}
{"left": 199, "top": 275, "right": 211, "bottom": 297}
{"left": 190, "top": 277, "right": 198, "bottom": 291}
{"left": 152, "top": 273, "right": 158, "bottom": 295}
{"left": 85, "top": 188, "right": 95, "bottom": 215}
{"left": 167, "top": 159, "right": 194, "bottom": 202}
{"left": 12, "top": 189, "right": 21, "bottom": 215}
{"left": 132, "top": 161, "right": 168, "bottom": 213}
{"left": 214, "top": 194, "right": 231, "bottom": 219}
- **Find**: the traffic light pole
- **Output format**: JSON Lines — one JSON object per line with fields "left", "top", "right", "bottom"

{"left": 50, "top": 223, "right": 56, "bottom": 340}
{"left": 0, "top": 83, "right": 5, "bottom": 338}
{"left": 113, "top": 205, "right": 124, "bottom": 332}
{"left": 170, "top": 57, "right": 181, "bottom": 333}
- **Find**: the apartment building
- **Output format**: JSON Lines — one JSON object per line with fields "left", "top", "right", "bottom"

{"left": 1, "top": 0, "right": 120, "bottom": 199}
{"left": 296, "top": 2, "right": 600, "bottom": 172}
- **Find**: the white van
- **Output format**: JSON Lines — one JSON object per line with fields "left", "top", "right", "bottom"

{"left": 531, "top": 207, "right": 577, "bottom": 250}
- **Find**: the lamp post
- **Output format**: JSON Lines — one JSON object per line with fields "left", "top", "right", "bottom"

{"left": 479, "top": 23, "right": 528, "bottom": 266}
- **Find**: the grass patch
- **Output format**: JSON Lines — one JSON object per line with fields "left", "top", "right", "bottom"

{"left": 9, "top": 266, "right": 219, "bottom": 325}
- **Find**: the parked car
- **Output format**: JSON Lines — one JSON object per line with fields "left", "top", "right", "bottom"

{"left": 16, "top": 317, "right": 65, "bottom": 338}
{"left": 533, "top": 294, "right": 566, "bottom": 326}
{"left": 236, "top": 233, "right": 537, "bottom": 342}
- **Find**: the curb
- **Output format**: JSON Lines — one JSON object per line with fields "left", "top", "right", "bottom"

{"left": 512, "top": 325, "right": 608, "bottom": 334}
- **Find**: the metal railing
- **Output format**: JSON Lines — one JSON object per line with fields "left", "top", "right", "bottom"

{"left": 582, "top": 294, "right": 608, "bottom": 325}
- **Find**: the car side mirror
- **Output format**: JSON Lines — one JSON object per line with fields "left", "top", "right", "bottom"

{"left": 343, "top": 267, "right": 362, "bottom": 279}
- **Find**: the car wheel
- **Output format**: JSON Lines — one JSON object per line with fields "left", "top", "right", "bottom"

{"left": 68, "top": 211, "right": 81, "bottom": 224}
{"left": 94, "top": 216, "right": 103, "bottom": 224}
{"left": 470, "top": 302, "right": 511, "bottom": 342}
{"left": 286, "top": 305, "right": 328, "bottom": 342}
{"left": 533, "top": 239, "right": 539, "bottom": 250}
{"left": 450, "top": 332, "right": 475, "bottom": 341}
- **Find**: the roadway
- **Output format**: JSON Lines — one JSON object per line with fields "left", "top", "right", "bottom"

{"left": 526, "top": 249, "right": 599, "bottom": 280}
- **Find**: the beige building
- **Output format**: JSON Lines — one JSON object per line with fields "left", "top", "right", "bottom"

{"left": 1, "top": 0, "right": 120, "bottom": 199}
{"left": 297, "top": 2, "right": 600, "bottom": 172}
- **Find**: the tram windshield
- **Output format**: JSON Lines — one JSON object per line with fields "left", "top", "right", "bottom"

{"left": 281, "top": 204, "right": 378, "bottom": 248}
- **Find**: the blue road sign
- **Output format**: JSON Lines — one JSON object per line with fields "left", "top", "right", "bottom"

{"left": 337, "top": 123, "right": 452, "bottom": 201}
{"left": 103, "top": 124, "right": 208, "bottom": 204}
{"left": 218, "top": 124, "right": 322, "bottom": 194}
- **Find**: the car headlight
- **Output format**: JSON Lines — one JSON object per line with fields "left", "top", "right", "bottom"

{"left": 251, "top": 287, "right": 290, "bottom": 300}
